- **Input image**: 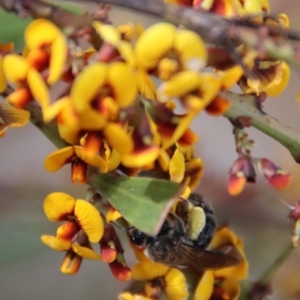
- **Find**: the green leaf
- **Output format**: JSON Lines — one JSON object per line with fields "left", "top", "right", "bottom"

{"left": 90, "top": 173, "right": 180, "bottom": 235}
{"left": 0, "top": 9, "right": 31, "bottom": 50}
{"left": 0, "top": 2, "right": 83, "bottom": 51}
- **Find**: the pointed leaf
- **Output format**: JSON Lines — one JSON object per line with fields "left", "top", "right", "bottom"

{"left": 90, "top": 173, "right": 179, "bottom": 235}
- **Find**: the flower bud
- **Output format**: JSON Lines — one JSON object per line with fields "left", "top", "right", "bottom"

{"left": 257, "top": 158, "right": 291, "bottom": 189}
{"left": 228, "top": 156, "right": 256, "bottom": 196}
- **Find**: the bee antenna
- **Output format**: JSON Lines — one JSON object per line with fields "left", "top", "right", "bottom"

{"left": 279, "top": 198, "right": 294, "bottom": 210}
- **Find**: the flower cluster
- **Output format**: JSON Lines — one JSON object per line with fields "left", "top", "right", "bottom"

{"left": 1, "top": 0, "right": 290, "bottom": 190}
{"left": 41, "top": 192, "right": 103, "bottom": 274}
{"left": 228, "top": 127, "right": 291, "bottom": 196}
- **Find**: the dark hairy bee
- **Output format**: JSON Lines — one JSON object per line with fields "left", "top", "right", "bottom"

{"left": 127, "top": 194, "right": 242, "bottom": 272}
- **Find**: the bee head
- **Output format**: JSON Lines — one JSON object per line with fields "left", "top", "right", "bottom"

{"left": 127, "top": 227, "right": 150, "bottom": 248}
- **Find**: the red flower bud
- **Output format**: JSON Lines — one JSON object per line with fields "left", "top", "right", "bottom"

{"left": 258, "top": 158, "right": 291, "bottom": 189}
{"left": 228, "top": 156, "right": 256, "bottom": 196}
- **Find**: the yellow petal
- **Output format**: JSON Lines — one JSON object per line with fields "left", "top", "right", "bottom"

{"left": 243, "top": 0, "right": 264, "bottom": 14}
{"left": 58, "top": 124, "right": 81, "bottom": 145}
{"left": 25, "top": 19, "right": 60, "bottom": 48}
{"left": 219, "top": 65, "right": 243, "bottom": 90}
{"left": 77, "top": 108, "right": 107, "bottom": 130}
{"left": 108, "top": 62, "right": 137, "bottom": 108}
{"left": 135, "top": 23, "right": 176, "bottom": 69}
{"left": 61, "top": 250, "right": 82, "bottom": 275}
{"left": 135, "top": 70, "right": 157, "bottom": 100}
{"left": 72, "top": 243, "right": 102, "bottom": 260}
{"left": 48, "top": 34, "right": 67, "bottom": 85}
{"left": 169, "top": 148, "right": 185, "bottom": 183}
{"left": 22, "top": 45, "right": 30, "bottom": 57}
{"left": 118, "top": 40, "right": 136, "bottom": 65}
{"left": 261, "top": 0, "right": 270, "bottom": 12}
{"left": 164, "top": 268, "right": 188, "bottom": 300}
{"left": 41, "top": 235, "right": 71, "bottom": 251}
{"left": 242, "top": 61, "right": 290, "bottom": 97}
{"left": 74, "top": 199, "right": 104, "bottom": 243}
{"left": 118, "top": 293, "right": 133, "bottom": 300}
{"left": 174, "top": 29, "right": 207, "bottom": 71}
{"left": 158, "top": 57, "right": 178, "bottom": 81}
{"left": 266, "top": 62, "right": 290, "bottom": 97}
{"left": 0, "top": 57, "right": 6, "bottom": 92}
{"left": 216, "top": 277, "right": 241, "bottom": 300}
{"left": 195, "top": 74, "right": 222, "bottom": 111}
{"left": 0, "top": 103, "right": 30, "bottom": 127}
{"left": 44, "top": 146, "right": 74, "bottom": 172}
{"left": 107, "top": 148, "right": 122, "bottom": 171}
{"left": 209, "top": 227, "right": 242, "bottom": 251}
{"left": 106, "top": 207, "right": 122, "bottom": 223}
{"left": 122, "top": 145, "right": 160, "bottom": 168}
{"left": 185, "top": 158, "right": 204, "bottom": 190}
{"left": 161, "top": 114, "right": 196, "bottom": 150}
{"left": 158, "top": 71, "right": 200, "bottom": 100}
{"left": 118, "top": 293, "right": 152, "bottom": 300}
{"left": 93, "top": 22, "right": 121, "bottom": 45}
{"left": 71, "top": 63, "right": 107, "bottom": 112}
{"left": 43, "top": 192, "right": 76, "bottom": 221}
{"left": 103, "top": 141, "right": 111, "bottom": 160}
{"left": 74, "top": 145, "right": 108, "bottom": 173}
{"left": 27, "top": 68, "right": 50, "bottom": 109}
{"left": 194, "top": 270, "right": 214, "bottom": 300}
{"left": 132, "top": 261, "right": 170, "bottom": 280}
{"left": 3, "top": 54, "right": 29, "bottom": 84}
{"left": 103, "top": 123, "right": 133, "bottom": 155}
{"left": 43, "top": 97, "right": 70, "bottom": 123}
{"left": 157, "top": 148, "right": 170, "bottom": 172}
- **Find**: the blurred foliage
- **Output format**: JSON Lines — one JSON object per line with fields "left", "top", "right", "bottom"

{"left": 0, "top": 9, "right": 31, "bottom": 50}
{"left": 0, "top": 3, "right": 82, "bottom": 50}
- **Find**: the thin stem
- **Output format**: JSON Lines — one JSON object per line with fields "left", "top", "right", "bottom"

{"left": 259, "top": 243, "right": 294, "bottom": 285}
{"left": 242, "top": 243, "right": 295, "bottom": 300}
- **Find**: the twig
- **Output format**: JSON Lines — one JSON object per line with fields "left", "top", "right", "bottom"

{"left": 63, "top": 0, "right": 300, "bottom": 66}
{"left": 245, "top": 243, "right": 294, "bottom": 300}
{"left": 223, "top": 91, "right": 300, "bottom": 163}
{"left": 0, "top": 0, "right": 93, "bottom": 28}
{"left": 259, "top": 243, "right": 294, "bottom": 285}
{"left": 1, "top": 0, "right": 300, "bottom": 66}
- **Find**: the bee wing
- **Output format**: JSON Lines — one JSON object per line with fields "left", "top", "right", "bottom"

{"left": 170, "top": 244, "right": 242, "bottom": 272}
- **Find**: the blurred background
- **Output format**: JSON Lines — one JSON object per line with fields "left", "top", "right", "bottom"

{"left": 1, "top": 0, "right": 300, "bottom": 299}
